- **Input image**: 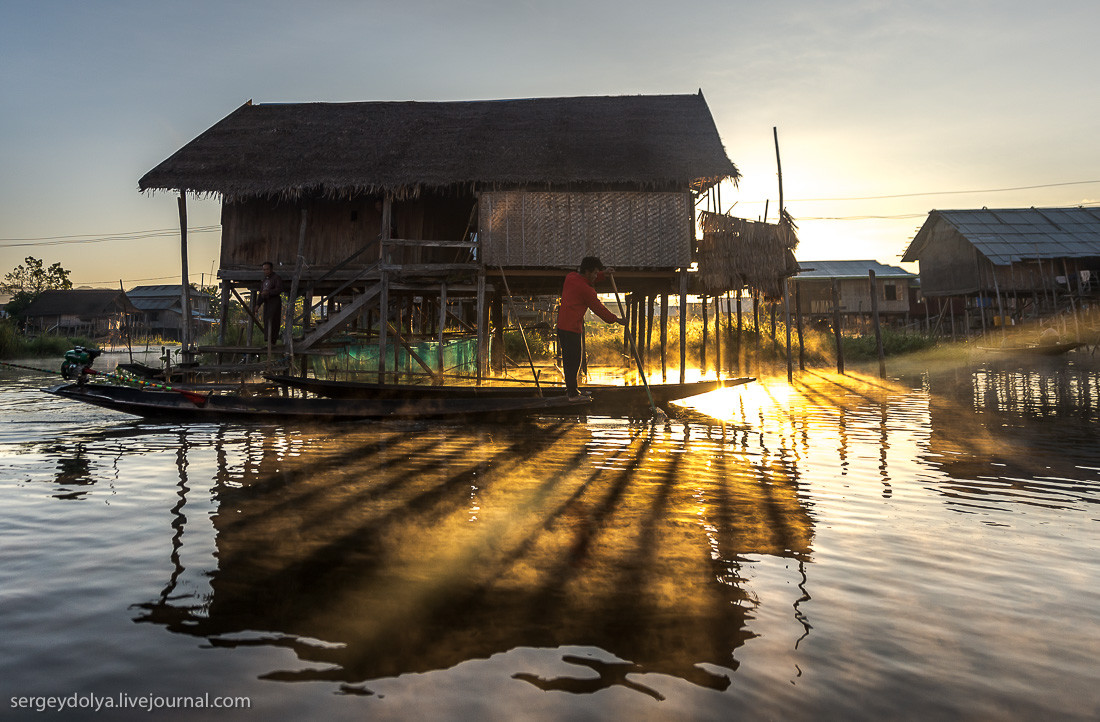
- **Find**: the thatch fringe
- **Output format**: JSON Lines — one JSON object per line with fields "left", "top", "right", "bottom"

{"left": 696, "top": 210, "right": 800, "bottom": 297}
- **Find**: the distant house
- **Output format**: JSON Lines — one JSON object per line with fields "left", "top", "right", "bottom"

{"left": 902, "top": 207, "right": 1100, "bottom": 324}
{"left": 791, "top": 260, "right": 918, "bottom": 320}
{"left": 127, "top": 285, "right": 216, "bottom": 341}
{"left": 20, "top": 289, "right": 136, "bottom": 337}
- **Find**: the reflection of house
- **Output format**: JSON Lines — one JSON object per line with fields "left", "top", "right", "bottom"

{"left": 902, "top": 208, "right": 1100, "bottom": 325}
{"left": 791, "top": 260, "right": 917, "bottom": 321}
{"left": 20, "top": 289, "right": 136, "bottom": 337}
{"left": 127, "top": 285, "right": 216, "bottom": 341}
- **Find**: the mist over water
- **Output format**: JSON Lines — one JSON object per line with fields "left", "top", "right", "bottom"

{"left": 2, "top": 353, "right": 1099, "bottom": 720}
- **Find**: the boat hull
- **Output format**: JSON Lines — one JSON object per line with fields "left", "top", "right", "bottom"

{"left": 264, "top": 375, "right": 752, "bottom": 413}
{"left": 43, "top": 383, "right": 591, "bottom": 423}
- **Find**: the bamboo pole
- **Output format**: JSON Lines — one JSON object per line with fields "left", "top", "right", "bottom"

{"left": 832, "top": 279, "right": 844, "bottom": 374}
{"left": 437, "top": 282, "right": 446, "bottom": 375}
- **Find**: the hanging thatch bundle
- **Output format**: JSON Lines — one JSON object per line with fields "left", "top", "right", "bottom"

{"left": 696, "top": 210, "right": 800, "bottom": 297}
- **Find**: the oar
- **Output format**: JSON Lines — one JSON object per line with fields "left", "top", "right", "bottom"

{"left": 2, "top": 359, "right": 208, "bottom": 406}
{"left": 608, "top": 273, "right": 665, "bottom": 421}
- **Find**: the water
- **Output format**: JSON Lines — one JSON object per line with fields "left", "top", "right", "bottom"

{"left": 2, "top": 353, "right": 1099, "bottom": 720}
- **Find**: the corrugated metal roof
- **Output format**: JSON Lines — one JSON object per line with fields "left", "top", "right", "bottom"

{"left": 127, "top": 285, "right": 214, "bottom": 300}
{"left": 794, "top": 260, "right": 915, "bottom": 280}
{"left": 129, "top": 297, "right": 180, "bottom": 312}
{"left": 906, "top": 207, "right": 1100, "bottom": 265}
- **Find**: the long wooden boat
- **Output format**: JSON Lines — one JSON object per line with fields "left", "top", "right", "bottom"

{"left": 43, "top": 382, "right": 591, "bottom": 423}
{"left": 265, "top": 375, "right": 753, "bottom": 412}
{"left": 976, "top": 341, "right": 1084, "bottom": 357}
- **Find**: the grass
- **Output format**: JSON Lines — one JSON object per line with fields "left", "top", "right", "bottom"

{"left": 0, "top": 320, "right": 98, "bottom": 359}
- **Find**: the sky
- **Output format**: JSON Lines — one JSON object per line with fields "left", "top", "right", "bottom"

{"left": 2, "top": 0, "right": 1099, "bottom": 289}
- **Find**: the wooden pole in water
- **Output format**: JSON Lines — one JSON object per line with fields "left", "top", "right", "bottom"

{"left": 284, "top": 209, "right": 308, "bottom": 357}
{"left": 679, "top": 269, "right": 688, "bottom": 384}
{"left": 714, "top": 294, "right": 722, "bottom": 378}
{"left": 783, "top": 278, "right": 793, "bottom": 382}
{"left": 378, "top": 271, "right": 389, "bottom": 382}
{"left": 646, "top": 294, "right": 655, "bottom": 368}
{"left": 177, "top": 193, "right": 193, "bottom": 359}
{"left": 795, "top": 282, "right": 806, "bottom": 370}
{"left": 832, "top": 278, "right": 845, "bottom": 374}
{"left": 736, "top": 289, "right": 743, "bottom": 372}
{"left": 701, "top": 294, "right": 708, "bottom": 375}
{"left": 438, "top": 282, "right": 447, "bottom": 376}
{"left": 476, "top": 270, "right": 487, "bottom": 385}
{"left": 869, "top": 269, "right": 886, "bottom": 378}
{"left": 660, "top": 292, "right": 668, "bottom": 382}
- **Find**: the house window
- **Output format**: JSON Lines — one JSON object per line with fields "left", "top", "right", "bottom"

{"left": 884, "top": 283, "right": 898, "bottom": 301}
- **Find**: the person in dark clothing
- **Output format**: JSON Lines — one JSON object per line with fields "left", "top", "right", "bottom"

{"left": 556, "top": 256, "right": 625, "bottom": 398}
{"left": 254, "top": 261, "right": 284, "bottom": 345}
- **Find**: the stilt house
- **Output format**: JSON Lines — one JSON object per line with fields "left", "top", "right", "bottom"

{"left": 790, "top": 260, "right": 917, "bottom": 323}
{"left": 902, "top": 207, "right": 1100, "bottom": 329}
{"left": 139, "top": 92, "right": 739, "bottom": 380}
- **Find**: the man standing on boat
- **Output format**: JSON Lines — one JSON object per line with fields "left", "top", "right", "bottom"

{"left": 254, "top": 261, "right": 284, "bottom": 346}
{"left": 557, "top": 256, "right": 626, "bottom": 398}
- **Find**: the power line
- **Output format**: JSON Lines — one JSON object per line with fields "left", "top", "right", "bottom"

{"left": 0, "top": 226, "right": 221, "bottom": 248}
{"left": 791, "top": 179, "right": 1100, "bottom": 202}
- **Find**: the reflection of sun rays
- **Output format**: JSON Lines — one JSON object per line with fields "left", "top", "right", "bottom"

{"left": 132, "top": 413, "right": 816, "bottom": 689}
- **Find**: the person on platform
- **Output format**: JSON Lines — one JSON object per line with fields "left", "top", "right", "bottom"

{"left": 254, "top": 261, "right": 284, "bottom": 345}
{"left": 556, "top": 256, "right": 626, "bottom": 398}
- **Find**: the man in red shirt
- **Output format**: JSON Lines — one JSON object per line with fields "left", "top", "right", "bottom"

{"left": 556, "top": 256, "right": 626, "bottom": 398}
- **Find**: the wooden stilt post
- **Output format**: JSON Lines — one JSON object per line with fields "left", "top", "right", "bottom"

{"left": 783, "top": 277, "right": 793, "bottom": 382}
{"left": 177, "top": 193, "right": 193, "bottom": 361}
{"left": 714, "top": 294, "right": 722, "bottom": 378}
{"left": 869, "top": 269, "right": 886, "bottom": 378}
{"left": 660, "top": 292, "right": 668, "bottom": 382}
{"left": 736, "top": 289, "right": 743, "bottom": 372}
{"left": 832, "top": 278, "right": 845, "bottom": 374}
{"left": 284, "top": 209, "right": 308, "bottom": 357}
{"left": 679, "top": 269, "right": 688, "bottom": 384}
{"left": 795, "top": 282, "right": 806, "bottom": 371}
{"left": 476, "top": 270, "right": 487, "bottom": 384}
{"left": 645, "top": 294, "right": 655, "bottom": 369}
{"left": 438, "top": 282, "right": 447, "bottom": 376}
{"left": 701, "top": 294, "right": 708, "bottom": 375}
{"left": 378, "top": 272, "right": 389, "bottom": 382}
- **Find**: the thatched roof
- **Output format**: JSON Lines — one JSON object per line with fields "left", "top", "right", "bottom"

{"left": 139, "top": 93, "right": 739, "bottom": 201}
{"left": 696, "top": 211, "right": 799, "bottom": 297}
{"left": 20, "top": 289, "right": 136, "bottom": 317}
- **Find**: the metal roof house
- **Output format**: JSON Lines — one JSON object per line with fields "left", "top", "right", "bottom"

{"left": 903, "top": 207, "right": 1100, "bottom": 296}
{"left": 791, "top": 260, "right": 917, "bottom": 318}
{"left": 127, "top": 285, "right": 216, "bottom": 341}
{"left": 902, "top": 207, "right": 1100, "bottom": 330}
{"left": 139, "top": 92, "right": 741, "bottom": 380}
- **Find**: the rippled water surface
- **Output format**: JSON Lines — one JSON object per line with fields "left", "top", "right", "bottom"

{"left": 2, "top": 354, "right": 1099, "bottom": 720}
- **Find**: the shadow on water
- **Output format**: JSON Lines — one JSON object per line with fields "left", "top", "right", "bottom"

{"left": 124, "top": 414, "right": 815, "bottom": 694}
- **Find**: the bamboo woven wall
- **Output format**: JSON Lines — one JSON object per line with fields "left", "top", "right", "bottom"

{"left": 478, "top": 191, "right": 691, "bottom": 268}
{"left": 696, "top": 211, "right": 799, "bottom": 297}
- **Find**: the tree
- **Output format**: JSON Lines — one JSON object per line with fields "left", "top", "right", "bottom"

{"left": 2, "top": 256, "right": 73, "bottom": 321}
